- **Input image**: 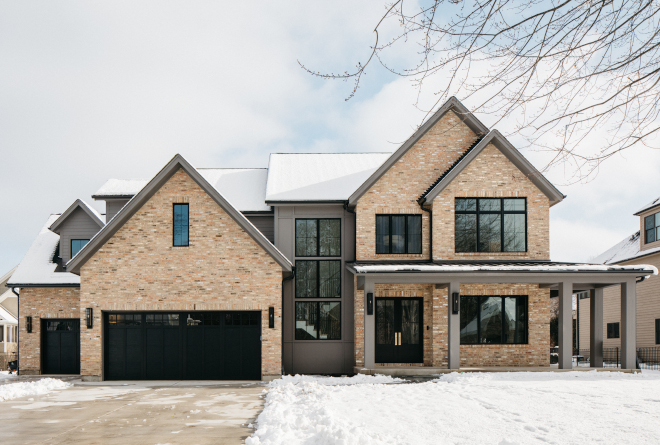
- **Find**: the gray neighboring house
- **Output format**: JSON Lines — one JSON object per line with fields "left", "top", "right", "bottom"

{"left": 0, "top": 267, "right": 18, "bottom": 368}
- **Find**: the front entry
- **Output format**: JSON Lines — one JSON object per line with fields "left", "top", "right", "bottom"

{"left": 375, "top": 298, "right": 423, "bottom": 363}
{"left": 42, "top": 319, "right": 81, "bottom": 374}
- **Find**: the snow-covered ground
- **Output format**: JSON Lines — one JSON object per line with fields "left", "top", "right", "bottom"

{"left": 0, "top": 378, "right": 71, "bottom": 402}
{"left": 0, "top": 370, "right": 17, "bottom": 380}
{"left": 247, "top": 371, "right": 660, "bottom": 445}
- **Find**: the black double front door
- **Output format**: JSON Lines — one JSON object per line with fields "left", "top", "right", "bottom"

{"left": 104, "top": 311, "right": 261, "bottom": 380}
{"left": 375, "top": 298, "right": 423, "bottom": 363}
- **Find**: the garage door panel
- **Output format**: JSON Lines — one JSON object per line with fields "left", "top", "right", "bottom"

{"left": 203, "top": 328, "right": 224, "bottom": 380}
{"left": 185, "top": 328, "right": 205, "bottom": 380}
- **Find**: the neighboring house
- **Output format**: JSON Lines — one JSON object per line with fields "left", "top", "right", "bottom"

{"left": 7, "top": 98, "right": 653, "bottom": 381}
{"left": 0, "top": 267, "right": 18, "bottom": 369}
{"left": 578, "top": 198, "right": 660, "bottom": 351}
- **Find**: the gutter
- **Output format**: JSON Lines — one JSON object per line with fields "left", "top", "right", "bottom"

{"left": 418, "top": 202, "right": 432, "bottom": 262}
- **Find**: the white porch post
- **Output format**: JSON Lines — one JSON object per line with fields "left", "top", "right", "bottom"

{"left": 2, "top": 324, "right": 6, "bottom": 353}
{"left": 558, "top": 281, "right": 573, "bottom": 369}
{"left": 448, "top": 281, "right": 461, "bottom": 369}
{"left": 589, "top": 288, "right": 604, "bottom": 368}
{"left": 364, "top": 277, "right": 376, "bottom": 369}
{"left": 621, "top": 279, "right": 637, "bottom": 369}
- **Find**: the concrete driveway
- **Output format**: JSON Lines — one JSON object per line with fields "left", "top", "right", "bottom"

{"left": 0, "top": 380, "right": 265, "bottom": 445}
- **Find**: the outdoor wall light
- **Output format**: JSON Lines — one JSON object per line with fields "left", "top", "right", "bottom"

{"left": 452, "top": 292, "right": 460, "bottom": 314}
{"left": 26, "top": 316, "right": 32, "bottom": 333}
{"left": 86, "top": 308, "right": 93, "bottom": 329}
{"left": 366, "top": 293, "right": 374, "bottom": 315}
{"left": 268, "top": 307, "right": 275, "bottom": 328}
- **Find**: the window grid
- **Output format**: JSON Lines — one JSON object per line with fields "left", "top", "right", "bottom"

{"left": 375, "top": 214, "right": 423, "bottom": 254}
{"left": 295, "top": 219, "right": 341, "bottom": 257}
{"left": 645, "top": 212, "right": 660, "bottom": 244}
{"left": 455, "top": 198, "right": 527, "bottom": 253}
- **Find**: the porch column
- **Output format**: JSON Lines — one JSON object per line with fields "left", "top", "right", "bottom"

{"left": 448, "top": 281, "right": 460, "bottom": 369}
{"left": 621, "top": 279, "right": 637, "bottom": 369}
{"left": 589, "top": 288, "right": 604, "bottom": 368}
{"left": 364, "top": 278, "right": 376, "bottom": 369}
{"left": 558, "top": 281, "right": 573, "bottom": 369}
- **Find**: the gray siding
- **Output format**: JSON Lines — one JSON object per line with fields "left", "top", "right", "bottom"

{"left": 276, "top": 205, "right": 356, "bottom": 375}
{"left": 58, "top": 207, "right": 103, "bottom": 263}
{"left": 105, "top": 199, "right": 130, "bottom": 222}
{"left": 246, "top": 215, "right": 274, "bottom": 243}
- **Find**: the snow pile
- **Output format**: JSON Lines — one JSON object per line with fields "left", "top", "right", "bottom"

{"left": 247, "top": 371, "right": 660, "bottom": 444}
{"left": 0, "top": 371, "right": 17, "bottom": 380}
{"left": 0, "top": 378, "right": 71, "bottom": 402}
{"left": 269, "top": 374, "right": 405, "bottom": 388}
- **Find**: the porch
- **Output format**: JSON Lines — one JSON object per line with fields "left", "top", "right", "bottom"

{"left": 347, "top": 261, "right": 656, "bottom": 374}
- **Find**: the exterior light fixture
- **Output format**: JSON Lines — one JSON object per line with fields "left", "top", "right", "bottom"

{"left": 86, "top": 308, "right": 93, "bottom": 329}
{"left": 26, "top": 316, "right": 32, "bottom": 333}
{"left": 268, "top": 307, "right": 275, "bottom": 328}
{"left": 366, "top": 293, "right": 374, "bottom": 315}
{"left": 452, "top": 292, "right": 460, "bottom": 314}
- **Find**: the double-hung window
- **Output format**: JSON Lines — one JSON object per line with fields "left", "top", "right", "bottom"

{"left": 645, "top": 212, "right": 660, "bottom": 244}
{"left": 607, "top": 322, "right": 620, "bottom": 339}
{"left": 173, "top": 204, "right": 189, "bottom": 246}
{"left": 455, "top": 198, "right": 526, "bottom": 253}
{"left": 294, "top": 219, "right": 341, "bottom": 340}
{"left": 460, "top": 295, "right": 528, "bottom": 344}
{"left": 375, "top": 215, "right": 422, "bottom": 254}
{"left": 71, "top": 239, "right": 90, "bottom": 257}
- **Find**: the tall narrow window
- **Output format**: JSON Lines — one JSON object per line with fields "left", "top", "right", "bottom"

{"left": 173, "top": 204, "right": 189, "bottom": 246}
{"left": 656, "top": 319, "right": 660, "bottom": 345}
{"left": 71, "top": 239, "right": 90, "bottom": 257}
{"left": 455, "top": 198, "right": 527, "bottom": 253}
{"left": 375, "top": 215, "right": 422, "bottom": 254}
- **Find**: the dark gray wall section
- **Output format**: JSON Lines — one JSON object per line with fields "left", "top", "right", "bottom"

{"left": 58, "top": 207, "right": 104, "bottom": 263}
{"left": 246, "top": 215, "right": 274, "bottom": 243}
{"left": 276, "top": 204, "right": 356, "bottom": 375}
{"left": 105, "top": 199, "right": 130, "bottom": 223}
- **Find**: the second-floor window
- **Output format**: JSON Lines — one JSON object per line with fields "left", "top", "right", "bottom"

{"left": 375, "top": 215, "right": 422, "bottom": 254}
{"left": 173, "top": 204, "right": 189, "bottom": 246}
{"left": 71, "top": 239, "right": 90, "bottom": 257}
{"left": 455, "top": 198, "right": 526, "bottom": 253}
{"left": 607, "top": 322, "right": 620, "bottom": 339}
{"left": 645, "top": 213, "right": 660, "bottom": 244}
{"left": 295, "top": 219, "right": 341, "bottom": 256}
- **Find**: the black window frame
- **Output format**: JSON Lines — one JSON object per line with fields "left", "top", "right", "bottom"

{"left": 656, "top": 319, "right": 660, "bottom": 345}
{"left": 375, "top": 214, "right": 423, "bottom": 254}
{"left": 173, "top": 203, "right": 189, "bottom": 247}
{"left": 294, "top": 218, "right": 342, "bottom": 258}
{"left": 645, "top": 212, "right": 660, "bottom": 244}
{"left": 70, "top": 239, "right": 90, "bottom": 258}
{"left": 294, "top": 301, "right": 341, "bottom": 340}
{"left": 454, "top": 198, "right": 527, "bottom": 253}
{"left": 607, "top": 322, "right": 620, "bottom": 339}
{"left": 459, "top": 295, "right": 529, "bottom": 345}
{"left": 295, "top": 260, "right": 341, "bottom": 299}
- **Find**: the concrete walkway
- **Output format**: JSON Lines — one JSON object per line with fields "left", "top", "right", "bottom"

{"left": 0, "top": 379, "right": 266, "bottom": 445}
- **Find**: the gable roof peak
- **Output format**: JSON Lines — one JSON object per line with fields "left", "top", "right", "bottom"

{"left": 49, "top": 199, "right": 105, "bottom": 233}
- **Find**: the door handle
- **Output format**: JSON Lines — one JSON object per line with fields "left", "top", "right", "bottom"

{"left": 395, "top": 332, "right": 401, "bottom": 346}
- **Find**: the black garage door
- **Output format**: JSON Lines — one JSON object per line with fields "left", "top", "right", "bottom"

{"left": 42, "top": 319, "right": 80, "bottom": 374}
{"left": 104, "top": 312, "right": 261, "bottom": 380}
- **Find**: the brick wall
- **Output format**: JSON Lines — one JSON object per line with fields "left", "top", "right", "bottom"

{"left": 432, "top": 143, "right": 550, "bottom": 260}
{"left": 355, "top": 110, "right": 480, "bottom": 261}
{"left": 18, "top": 287, "right": 80, "bottom": 374}
{"left": 80, "top": 167, "right": 283, "bottom": 379}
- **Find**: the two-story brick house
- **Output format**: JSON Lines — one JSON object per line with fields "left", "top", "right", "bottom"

{"left": 7, "top": 98, "right": 654, "bottom": 380}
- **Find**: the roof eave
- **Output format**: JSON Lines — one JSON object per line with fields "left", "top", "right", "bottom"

{"left": 92, "top": 194, "right": 136, "bottom": 200}
{"left": 633, "top": 203, "right": 660, "bottom": 216}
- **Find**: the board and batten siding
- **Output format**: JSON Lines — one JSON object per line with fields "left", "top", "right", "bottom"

{"left": 246, "top": 215, "right": 275, "bottom": 244}
{"left": 58, "top": 208, "right": 103, "bottom": 263}
{"left": 578, "top": 251, "right": 660, "bottom": 349}
{"left": 104, "top": 199, "right": 130, "bottom": 223}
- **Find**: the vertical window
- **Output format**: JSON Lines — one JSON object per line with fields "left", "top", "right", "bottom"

{"left": 295, "top": 261, "right": 341, "bottom": 298}
{"left": 607, "top": 322, "right": 620, "bottom": 339}
{"left": 656, "top": 319, "right": 660, "bottom": 345}
{"left": 459, "top": 295, "right": 528, "bottom": 344}
{"left": 71, "top": 239, "right": 90, "bottom": 257}
{"left": 455, "top": 198, "right": 527, "bottom": 253}
{"left": 295, "top": 219, "right": 340, "bottom": 257}
{"left": 0, "top": 327, "right": 3, "bottom": 342}
{"left": 295, "top": 302, "right": 340, "bottom": 340}
{"left": 375, "top": 215, "right": 423, "bottom": 254}
{"left": 645, "top": 213, "right": 660, "bottom": 244}
{"left": 173, "top": 204, "right": 189, "bottom": 246}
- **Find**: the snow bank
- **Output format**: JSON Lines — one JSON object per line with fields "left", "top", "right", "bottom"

{"left": 0, "top": 378, "right": 71, "bottom": 402}
{"left": 269, "top": 374, "right": 405, "bottom": 387}
{"left": 247, "top": 371, "right": 660, "bottom": 445}
{"left": 0, "top": 371, "right": 16, "bottom": 380}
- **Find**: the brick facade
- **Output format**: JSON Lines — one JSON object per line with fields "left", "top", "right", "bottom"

{"left": 18, "top": 287, "right": 80, "bottom": 374}
{"left": 79, "top": 168, "right": 283, "bottom": 379}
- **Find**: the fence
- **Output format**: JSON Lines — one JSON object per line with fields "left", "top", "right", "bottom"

{"left": 549, "top": 347, "right": 660, "bottom": 370}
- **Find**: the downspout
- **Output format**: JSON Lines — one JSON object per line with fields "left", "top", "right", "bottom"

{"left": 11, "top": 287, "right": 19, "bottom": 374}
{"left": 637, "top": 276, "right": 647, "bottom": 283}
{"left": 418, "top": 199, "right": 432, "bottom": 262}
{"left": 343, "top": 202, "right": 357, "bottom": 262}
{"left": 281, "top": 268, "right": 295, "bottom": 376}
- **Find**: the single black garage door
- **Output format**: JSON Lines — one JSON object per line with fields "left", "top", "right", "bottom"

{"left": 42, "top": 319, "right": 80, "bottom": 374}
{"left": 104, "top": 311, "right": 261, "bottom": 380}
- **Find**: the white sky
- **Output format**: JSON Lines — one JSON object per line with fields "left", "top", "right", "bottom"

{"left": 1, "top": 1, "right": 659, "bottom": 274}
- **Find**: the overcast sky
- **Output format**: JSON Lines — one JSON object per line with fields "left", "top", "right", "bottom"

{"left": 1, "top": 1, "right": 659, "bottom": 275}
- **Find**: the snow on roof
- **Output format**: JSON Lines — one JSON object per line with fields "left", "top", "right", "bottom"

{"left": 7, "top": 215, "right": 80, "bottom": 287}
{"left": 93, "top": 179, "right": 148, "bottom": 198}
{"left": 592, "top": 231, "right": 660, "bottom": 265}
{"left": 350, "top": 262, "right": 658, "bottom": 275}
{"left": 199, "top": 168, "right": 270, "bottom": 212}
{"left": 265, "top": 153, "right": 392, "bottom": 202}
{"left": 0, "top": 297, "right": 17, "bottom": 324}
{"left": 635, "top": 196, "right": 660, "bottom": 215}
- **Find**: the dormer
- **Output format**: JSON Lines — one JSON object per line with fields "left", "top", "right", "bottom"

{"left": 635, "top": 196, "right": 660, "bottom": 252}
{"left": 92, "top": 179, "right": 148, "bottom": 223}
{"left": 49, "top": 199, "right": 105, "bottom": 264}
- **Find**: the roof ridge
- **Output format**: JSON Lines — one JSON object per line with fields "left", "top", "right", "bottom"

{"left": 270, "top": 152, "right": 392, "bottom": 155}
{"left": 417, "top": 136, "right": 485, "bottom": 203}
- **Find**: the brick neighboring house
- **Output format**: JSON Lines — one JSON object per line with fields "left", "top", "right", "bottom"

{"left": 0, "top": 267, "right": 18, "bottom": 369}
{"left": 7, "top": 97, "right": 654, "bottom": 380}
{"left": 577, "top": 198, "right": 660, "bottom": 353}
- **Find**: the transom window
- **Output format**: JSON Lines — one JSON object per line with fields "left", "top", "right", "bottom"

{"left": 295, "top": 219, "right": 341, "bottom": 257}
{"left": 71, "top": 239, "right": 89, "bottom": 257}
{"left": 173, "top": 204, "right": 189, "bottom": 247}
{"left": 455, "top": 198, "right": 526, "bottom": 253}
{"left": 607, "top": 322, "right": 620, "bottom": 339}
{"left": 295, "top": 301, "right": 341, "bottom": 340}
{"left": 644, "top": 212, "right": 660, "bottom": 244}
{"left": 460, "top": 295, "right": 528, "bottom": 344}
{"left": 375, "top": 215, "right": 422, "bottom": 254}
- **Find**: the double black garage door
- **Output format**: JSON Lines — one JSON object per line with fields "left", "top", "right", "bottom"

{"left": 104, "top": 311, "right": 261, "bottom": 380}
